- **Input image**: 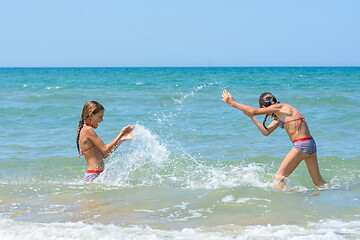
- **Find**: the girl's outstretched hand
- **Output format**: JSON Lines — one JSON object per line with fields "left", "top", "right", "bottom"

{"left": 222, "top": 90, "right": 234, "bottom": 105}
{"left": 121, "top": 132, "right": 135, "bottom": 141}
{"left": 120, "top": 125, "right": 135, "bottom": 141}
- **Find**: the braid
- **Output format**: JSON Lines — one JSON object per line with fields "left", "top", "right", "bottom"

{"left": 76, "top": 119, "right": 84, "bottom": 154}
{"left": 263, "top": 114, "right": 269, "bottom": 129}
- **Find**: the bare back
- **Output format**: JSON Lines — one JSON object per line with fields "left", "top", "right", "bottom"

{"left": 79, "top": 125, "right": 105, "bottom": 170}
{"left": 275, "top": 104, "right": 312, "bottom": 142}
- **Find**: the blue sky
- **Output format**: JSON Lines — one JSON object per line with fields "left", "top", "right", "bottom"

{"left": 0, "top": 0, "right": 359, "bottom": 67}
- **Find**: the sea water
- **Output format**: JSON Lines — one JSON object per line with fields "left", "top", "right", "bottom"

{"left": 0, "top": 67, "right": 359, "bottom": 239}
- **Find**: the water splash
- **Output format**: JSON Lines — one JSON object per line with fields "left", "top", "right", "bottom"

{"left": 172, "top": 82, "right": 216, "bottom": 106}
{"left": 98, "top": 124, "right": 170, "bottom": 186}
{"left": 97, "top": 124, "right": 273, "bottom": 190}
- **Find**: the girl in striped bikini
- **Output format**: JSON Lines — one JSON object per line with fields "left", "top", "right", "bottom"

{"left": 222, "top": 91, "right": 326, "bottom": 190}
{"left": 76, "top": 101, "right": 135, "bottom": 182}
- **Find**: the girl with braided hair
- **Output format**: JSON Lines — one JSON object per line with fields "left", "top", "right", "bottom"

{"left": 76, "top": 100, "right": 134, "bottom": 182}
{"left": 222, "top": 90, "right": 326, "bottom": 190}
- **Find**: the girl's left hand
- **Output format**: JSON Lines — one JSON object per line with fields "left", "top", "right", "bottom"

{"left": 121, "top": 132, "right": 135, "bottom": 141}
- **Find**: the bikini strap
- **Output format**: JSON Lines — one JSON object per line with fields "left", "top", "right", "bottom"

{"left": 284, "top": 117, "right": 305, "bottom": 131}
{"left": 79, "top": 144, "right": 95, "bottom": 158}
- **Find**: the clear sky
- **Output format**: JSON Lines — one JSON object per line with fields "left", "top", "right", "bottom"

{"left": 0, "top": 0, "right": 359, "bottom": 67}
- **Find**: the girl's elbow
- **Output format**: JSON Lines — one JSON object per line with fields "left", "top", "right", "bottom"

{"left": 262, "top": 131, "right": 271, "bottom": 136}
{"left": 102, "top": 145, "right": 112, "bottom": 157}
{"left": 101, "top": 150, "right": 109, "bottom": 158}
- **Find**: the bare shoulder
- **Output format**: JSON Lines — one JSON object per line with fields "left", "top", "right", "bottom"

{"left": 81, "top": 125, "right": 96, "bottom": 138}
{"left": 277, "top": 103, "right": 293, "bottom": 116}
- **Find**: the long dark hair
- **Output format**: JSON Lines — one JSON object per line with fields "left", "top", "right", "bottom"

{"left": 76, "top": 101, "right": 104, "bottom": 154}
{"left": 259, "top": 92, "right": 278, "bottom": 129}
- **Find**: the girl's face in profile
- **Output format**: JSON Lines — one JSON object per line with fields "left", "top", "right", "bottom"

{"left": 91, "top": 110, "right": 104, "bottom": 129}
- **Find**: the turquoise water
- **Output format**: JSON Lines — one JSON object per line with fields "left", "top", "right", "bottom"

{"left": 0, "top": 67, "right": 359, "bottom": 239}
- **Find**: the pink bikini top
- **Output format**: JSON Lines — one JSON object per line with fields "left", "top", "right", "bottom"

{"left": 277, "top": 117, "right": 306, "bottom": 131}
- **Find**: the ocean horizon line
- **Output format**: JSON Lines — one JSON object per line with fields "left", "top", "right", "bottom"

{"left": 1, "top": 65, "right": 360, "bottom": 69}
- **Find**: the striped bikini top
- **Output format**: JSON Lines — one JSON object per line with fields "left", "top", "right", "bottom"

{"left": 277, "top": 117, "right": 306, "bottom": 131}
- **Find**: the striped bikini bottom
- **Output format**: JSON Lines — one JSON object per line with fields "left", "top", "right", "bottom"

{"left": 84, "top": 170, "right": 103, "bottom": 182}
{"left": 293, "top": 137, "right": 317, "bottom": 155}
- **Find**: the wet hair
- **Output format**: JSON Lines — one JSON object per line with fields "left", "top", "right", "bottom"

{"left": 258, "top": 92, "right": 278, "bottom": 129}
{"left": 76, "top": 101, "right": 104, "bottom": 154}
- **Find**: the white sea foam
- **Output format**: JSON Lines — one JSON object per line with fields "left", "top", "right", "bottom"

{"left": 0, "top": 218, "right": 359, "bottom": 240}
{"left": 222, "top": 195, "right": 235, "bottom": 203}
{"left": 222, "top": 195, "right": 271, "bottom": 204}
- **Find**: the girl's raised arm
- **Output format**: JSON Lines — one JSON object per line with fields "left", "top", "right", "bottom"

{"left": 222, "top": 90, "right": 281, "bottom": 116}
{"left": 244, "top": 112, "right": 278, "bottom": 136}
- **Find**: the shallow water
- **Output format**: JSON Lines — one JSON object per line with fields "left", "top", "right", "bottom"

{"left": 0, "top": 67, "right": 359, "bottom": 239}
